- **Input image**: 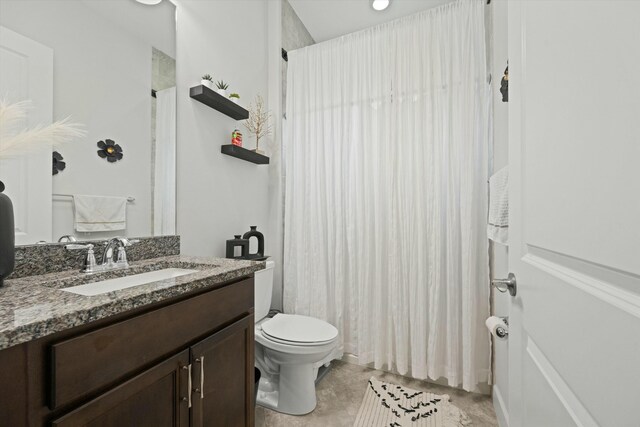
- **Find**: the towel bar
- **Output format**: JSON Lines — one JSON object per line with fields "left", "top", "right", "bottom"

{"left": 53, "top": 193, "right": 135, "bottom": 202}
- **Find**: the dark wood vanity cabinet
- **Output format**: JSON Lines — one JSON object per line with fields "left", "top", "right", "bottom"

{"left": 191, "top": 316, "right": 254, "bottom": 427}
{"left": 0, "top": 276, "right": 255, "bottom": 427}
{"left": 51, "top": 350, "right": 191, "bottom": 427}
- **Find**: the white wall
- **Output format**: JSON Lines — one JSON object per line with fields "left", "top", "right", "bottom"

{"left": 0, "top": 0, "right": 175, "bottom": 241}
{"left": 281, "top": 0, "right": 315, "bottom": 118}
{"left": 489, "top": 1, "right": 510, "bottom": 426}
{"left": 175, "top": 0, "right": 271, "bottom": 258}
{"left": 266, "top": 0, "right": 284, "bottom": 312}
{"left": 264, "top": 0, "right": 317, "bottom": 311}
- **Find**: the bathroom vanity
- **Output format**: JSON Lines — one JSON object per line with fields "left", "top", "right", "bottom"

{"left": 0, "top": 254, "right": 264, "bottom": 427}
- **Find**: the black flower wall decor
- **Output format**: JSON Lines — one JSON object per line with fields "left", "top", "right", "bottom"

{"left": 97, "top": 139, "right": 123, "bottom": 163}
{"left": 52, "top": 151, "right": 66, "bottom": 175}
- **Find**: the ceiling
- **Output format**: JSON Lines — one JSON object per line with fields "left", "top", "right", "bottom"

{"left": 288, "top": 0, "right": 455, "bottom": 43}
{"left": 82, "top": 0, "right": 176, "bottom": 57}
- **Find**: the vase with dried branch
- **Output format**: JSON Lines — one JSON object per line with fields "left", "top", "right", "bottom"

{"left": 0, "top": 99, "right": 85, "bottom": 286}
{"left": 243, "top": 95, "right": 272, "bottom": 155}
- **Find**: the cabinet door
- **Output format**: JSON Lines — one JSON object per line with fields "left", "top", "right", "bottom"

{"left": 191, "top": 315, "right": 254, "bottom": 427}
{"left": 52, "top": 350, "right": 190, "bottom": 427}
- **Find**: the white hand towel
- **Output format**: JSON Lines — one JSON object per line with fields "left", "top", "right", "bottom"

{"left": 488, "top": 166, "right": 509, "bottom": 245}
{"left": 73, "top": 195, "right": 127, "bottom": 232}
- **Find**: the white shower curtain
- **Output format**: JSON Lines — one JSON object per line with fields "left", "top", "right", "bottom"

{"left": 154, "top": 87, "right": 176, "bottom": 236}
{"left": 283, "top": 0, "right": 490, "bottom": 391}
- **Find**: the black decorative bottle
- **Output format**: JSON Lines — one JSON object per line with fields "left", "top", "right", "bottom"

{"left": 0, "top": 181, "right": 15, "bottom": 287}
{"left": 226, "top": 235, "right": 249, "bottom": 259}
{"left": 243, "top": 226, "right": 264, "bottom": 258}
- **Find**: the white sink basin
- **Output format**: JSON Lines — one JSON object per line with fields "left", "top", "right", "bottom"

{"left": 60, "top": 268, "right": 199, "bottom": 296}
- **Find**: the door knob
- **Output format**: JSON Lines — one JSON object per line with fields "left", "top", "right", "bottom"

{"left": 492, "top": 273, "right": 517, "bottom": 296}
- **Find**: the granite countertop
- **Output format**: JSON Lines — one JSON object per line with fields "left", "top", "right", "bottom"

{"left": 0, "top": 255, "right": 265, "bottom": 350}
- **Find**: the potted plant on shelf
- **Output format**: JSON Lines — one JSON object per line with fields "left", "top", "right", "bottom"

{"left": 201, "top": 74, "right": 214, "bottom": 89}
{"left": 229, "top": 93, "right": 240, "bottom": 104}
{"left": 216, "top": 80, "right": 229, "bottom": 97}
{"left": 243, "top": 95, "right": 272, "bottom": 155}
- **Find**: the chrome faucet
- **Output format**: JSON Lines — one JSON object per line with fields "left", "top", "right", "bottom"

{"left": 66, "top": 237, "right": 138, "bottom": 273}
{"left": 102, "top": 237, "right": 137, "bottom": 268}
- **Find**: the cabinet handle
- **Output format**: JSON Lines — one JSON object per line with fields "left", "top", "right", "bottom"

{"left": 185, "top": 364, "right": 192, "bottom": 408}
{"left": 199, "top": 356, "right": 205, "bottom": 399}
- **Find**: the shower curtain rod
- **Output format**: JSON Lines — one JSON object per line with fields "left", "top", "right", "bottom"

{"left": 281, "top": 1, "right": 491, "bottom": 62}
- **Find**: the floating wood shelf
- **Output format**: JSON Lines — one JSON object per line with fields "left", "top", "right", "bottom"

{"left": 221, "top": 144, "right": 269, "bottom": 165}
{"left": 189, "top": 85, "right": 249, "bottom": 120}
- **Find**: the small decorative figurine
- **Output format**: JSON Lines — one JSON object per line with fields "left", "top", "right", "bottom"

{"left": 231, "top": 129, "right": 243, "bottom": 147}
{"left": 500, "top": 64, "right": 509, "bottom": 102}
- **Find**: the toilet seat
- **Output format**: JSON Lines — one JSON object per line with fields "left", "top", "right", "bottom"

{"left": 261, "top": 314, "right": 338, "bottom": 347}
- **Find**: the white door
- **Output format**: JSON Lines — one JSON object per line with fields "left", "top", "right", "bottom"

{"left": 0, "top": 25, "right": 53, "bottom": 244}
{"left": 507, "top": 1, "right": 640, "bottom": 426}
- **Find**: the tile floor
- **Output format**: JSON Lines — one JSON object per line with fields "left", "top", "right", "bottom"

{"left": 255, "top": 360, "right": 498, "bottom": 427}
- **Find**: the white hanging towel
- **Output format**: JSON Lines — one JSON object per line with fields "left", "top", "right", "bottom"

{"left": 488, "top": 166, "right": 509, "bottom": 245}
{"left": 73, "top": 195, "right": 127, "bottom": 232}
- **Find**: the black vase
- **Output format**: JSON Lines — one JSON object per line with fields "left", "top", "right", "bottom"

{"left": 226, "top": 235, "right": 249, "bottom": 259}
{"left": 243, "top": 226, "right": 264, "bottom": 258}
{"left": 0, "top": 181, "right": 15, "bottom": 287}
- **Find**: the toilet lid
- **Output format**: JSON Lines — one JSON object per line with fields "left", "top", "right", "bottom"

{"left": 261, "top": 314, "right": 338, "bottom": 345}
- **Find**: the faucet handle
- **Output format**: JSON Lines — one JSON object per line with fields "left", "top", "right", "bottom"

{"left": 66, "top": 244, "right": 98, "bottom": 273}
{"left": 115, "top": 246, "right": 129, "bottom": 268}
{"left": 85, "top": 247, "right": 98, "bottom": 273}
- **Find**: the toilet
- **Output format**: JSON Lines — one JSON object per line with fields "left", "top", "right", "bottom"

{"left": 254, "top": 261, "right": 341, "bottom": 415}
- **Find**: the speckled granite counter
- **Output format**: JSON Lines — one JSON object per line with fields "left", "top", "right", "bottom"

{"left": 12, "top": 235, "right": 180, "bottom": 279}
{"left": 0, "top": 255, "right": 265, "bottom": 350}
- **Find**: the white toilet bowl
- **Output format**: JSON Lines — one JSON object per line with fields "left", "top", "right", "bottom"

{"left": 253, "top": 262, "right": 341, "bottom": 415}
{"left": 255, "top": 314, "right": 339, "bottom": 414}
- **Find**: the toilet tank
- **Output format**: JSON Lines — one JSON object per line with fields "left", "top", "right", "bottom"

{"left": 254, "top": 260, "right": 274, "bottom": 322}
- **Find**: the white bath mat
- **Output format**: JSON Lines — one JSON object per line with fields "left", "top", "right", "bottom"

{"left": 354, "top": 377, "right": 472, "bottom": 427}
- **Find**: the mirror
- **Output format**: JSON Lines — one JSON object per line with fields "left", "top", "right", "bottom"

{"left": 0, "top": 0, "right": 176, "bottom": 245}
